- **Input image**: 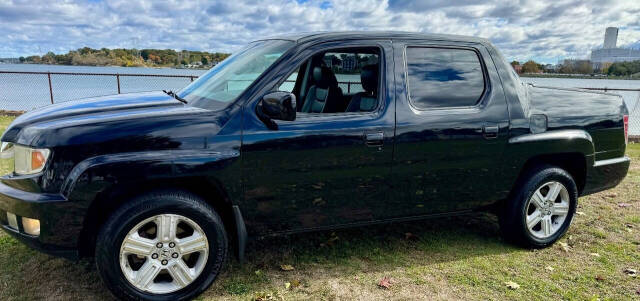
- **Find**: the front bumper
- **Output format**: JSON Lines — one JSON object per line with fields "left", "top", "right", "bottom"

{"left": 582, "top": 156, "right": 631, "bottom": 196}
{"left": 0, "top": 179, "right": 80, "bottom": 259}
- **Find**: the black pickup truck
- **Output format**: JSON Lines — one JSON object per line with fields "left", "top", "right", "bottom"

{"left": 0, "top": 32, "right": 630, "bottom": 300}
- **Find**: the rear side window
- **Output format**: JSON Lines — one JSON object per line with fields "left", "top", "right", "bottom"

{"left": 406, "top": 47, "right": 486, "bottom": 109}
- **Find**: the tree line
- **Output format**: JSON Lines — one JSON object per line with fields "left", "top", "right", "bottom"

{"left": 510, "top": 59, "right": 640, "bottom": 77}
{"left": 18, "top": 47, "right": 230, "bottom": 68}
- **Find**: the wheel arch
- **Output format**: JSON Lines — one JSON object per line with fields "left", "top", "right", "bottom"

{"left": 77, "top": 176, "right": 243, "bottom": 260}
{"left": 506, "top": 129, "right": 595, "bottom": 196}
{"left": 514, "top": 153, "right": 587, "bottom": 195}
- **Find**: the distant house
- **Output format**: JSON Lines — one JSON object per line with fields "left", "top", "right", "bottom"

{"left": 513, "top": 64, "right": 523, "bottom": 74}
{"left": 341, "top": 55, "right": 358, "bottom": 72}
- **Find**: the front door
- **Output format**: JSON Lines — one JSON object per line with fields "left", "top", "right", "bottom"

{"left": 241, "top": 41, "right": 395, "bottom": 234}
{"left": 389, "top": 42, "right": 511, "bottom": 217}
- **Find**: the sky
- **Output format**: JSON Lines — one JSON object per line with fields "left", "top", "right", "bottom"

{"left": 1, "top": 0, "right": 639, "bottom": 64}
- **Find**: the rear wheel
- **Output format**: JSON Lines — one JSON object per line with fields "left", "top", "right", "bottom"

{"left": 499, "top": 165, "right": 577, "bottom": 248}
{"left": 96, "top": 190, "right": 227, "bottom": 301}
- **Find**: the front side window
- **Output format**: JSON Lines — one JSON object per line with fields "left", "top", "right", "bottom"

{"left": 180, "top": 39, "right": 294, "bottom": 109}
{"left": 278, "top": 47, "right": 381, "bottom": 114}
{"left": 406, "top": 47, "right": 485, "bottom": 109}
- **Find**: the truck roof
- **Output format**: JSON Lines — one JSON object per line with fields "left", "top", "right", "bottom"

{"left": 257, "top": 31, "right": 490, "bottom": 45}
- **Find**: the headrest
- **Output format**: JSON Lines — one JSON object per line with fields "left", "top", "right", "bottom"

{"left": 313, "top": 66, "right": 338, "bottom": 89}
{"left": 360, "top": 64, "right": 378, "bottom": 93}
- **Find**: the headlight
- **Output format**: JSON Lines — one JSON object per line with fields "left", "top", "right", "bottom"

{"left": 0, "top": 142, "right": 50, "bottom": 175}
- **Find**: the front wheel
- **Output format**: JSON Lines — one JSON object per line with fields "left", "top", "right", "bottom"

{"left": 96, "top": 190, "right": 228, "bottom": 301}
{"left": 499, "top": 165, "right": 578, "bottom": 248}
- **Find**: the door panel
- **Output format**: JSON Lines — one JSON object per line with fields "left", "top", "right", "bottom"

{"left": 389, "top": 42, "right": 510, "bottom": 217}
{"left": 240, "top": 41, "right": 395, "bottom": 234}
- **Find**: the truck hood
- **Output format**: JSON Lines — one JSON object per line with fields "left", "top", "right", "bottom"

{"left": 1, "top": 91, "right": 216, "bottom": 147}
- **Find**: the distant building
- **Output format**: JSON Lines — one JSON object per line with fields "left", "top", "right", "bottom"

{"left": 512, "top": 64, "right": 522, "bottom": 73}
{"left": 341, "top": 55, "right": 358, "bottom": 72}
{"left": 591, "top": 27, "right": 640, "bottom": 69}
{"left": 604, "top": 27, "right": 618, "bottom": 49}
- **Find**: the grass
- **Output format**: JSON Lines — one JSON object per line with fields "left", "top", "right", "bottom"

{"left": 0, "top": 115, "right": 639, "bottom": 300}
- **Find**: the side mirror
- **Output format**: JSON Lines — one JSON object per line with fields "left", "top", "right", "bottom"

{"left": 256, "top": 91, "right": 296, "bottom": 130}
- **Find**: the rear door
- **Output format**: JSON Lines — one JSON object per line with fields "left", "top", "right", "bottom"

{"left": 389, "top": 41, "right": 510, "bottom": 217}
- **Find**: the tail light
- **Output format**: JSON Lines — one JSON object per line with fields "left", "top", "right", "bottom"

{"left": 623, "top": 115, "right": 629, "bottom": 145}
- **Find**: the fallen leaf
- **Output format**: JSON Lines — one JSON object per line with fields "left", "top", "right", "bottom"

{"left": 378, "top": 276, "right": 392, "bottom": 289}
{"left": 280, "top": 264, "right": 295, "bottom": 271}
{"left": 290, "top": 279, "right": 301, "bottom": 288}
{"left": 576, "top": 211, "right": 585, "bottom": 216}
{"left": 624, "top": 268, "right": 637, "bottom": 277}
{"left": 405, "top": 232, "right": 418, "bottom": 241}
{"left": 545, "top": 266, "right": 555, "bottom": 271}
{"left": 559, "top": 242, "right": 570, "bottom": 252}
{"left": 618, "top": 203, "right": 631, "bottom": 208}
{"left": 255, "top": 270, "right": 262, "bottom": 276}
{"left": 636, "top": 287, "right": 640, "bottom": 295}
{"left": 313, "top": 198, "right": 326, "bottom": 206}
{"left": 505, "top": 281, "right": 520, "bottom": 290}
{"left": 625, "top": 223, "right": 634, "bottom": 228}
{"left": 285, "top": 282, "right": 291, "bottom": 289}
{"left": 595, "top": 275, "right": 605, "bottom": 281}
{"left": 590, "top": 253, "right": 600, "bottom": 257}
{"left": 607, "top": 193, "right": 618, "bottom": 198}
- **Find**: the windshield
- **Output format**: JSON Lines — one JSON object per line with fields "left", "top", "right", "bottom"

{"left": 180, "top": 39, "right": 294, "bottom": 109}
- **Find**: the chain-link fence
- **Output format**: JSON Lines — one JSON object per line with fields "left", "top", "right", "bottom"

{"left": 0, "top": 71, "right": 198, "bottom": 112}
{"left": 576, "top": 87, "right": 640, "bottom": 137}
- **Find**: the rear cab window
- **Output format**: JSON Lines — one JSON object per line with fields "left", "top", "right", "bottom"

{"left": 405, "top": 47, "right": 486, "bottom": 109}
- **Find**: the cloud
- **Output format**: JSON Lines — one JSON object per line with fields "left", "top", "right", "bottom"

{"left": 0, "top": 0, "right": 639, "bottom": 63}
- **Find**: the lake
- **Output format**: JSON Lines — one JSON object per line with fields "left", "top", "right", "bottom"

{"left": 1, "top": 64, "right": 639, "bottom": 133}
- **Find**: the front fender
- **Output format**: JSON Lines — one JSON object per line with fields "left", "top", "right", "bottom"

{"left": 61, "top": 149, "right": 241, "bottom": 203}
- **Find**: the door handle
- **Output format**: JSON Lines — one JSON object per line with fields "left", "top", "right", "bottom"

{"left": 364, "top": 132, "right": 384, "bottom": 146}
{"left": 483, "top": 125, "right": 499, "bottom": 139}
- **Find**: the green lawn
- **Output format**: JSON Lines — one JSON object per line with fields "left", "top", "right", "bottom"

{"left": 0, "top": 115, "right": 638, "bottom": 300}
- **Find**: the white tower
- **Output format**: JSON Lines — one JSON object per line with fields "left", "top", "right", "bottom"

{"left": 603, "top": 27, "right": 618, "bottom": 49}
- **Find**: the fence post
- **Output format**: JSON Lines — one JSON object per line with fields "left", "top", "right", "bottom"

{"left": 116, "top": 74, "right": 121, "bottom": 94}
{"left": 47, "top": 72, "right": 54, "bottom": 104}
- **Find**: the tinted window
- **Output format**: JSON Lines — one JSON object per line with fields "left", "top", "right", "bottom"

{"left": 406, "top": 47, "right": 485, "bottom": 109}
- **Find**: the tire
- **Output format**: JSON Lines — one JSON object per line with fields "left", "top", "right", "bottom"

{"left": 95, "top": 190, "right": 228, "bottom": 301}
{"left": 499, "top": 165, "right": 578, "bottom": 248}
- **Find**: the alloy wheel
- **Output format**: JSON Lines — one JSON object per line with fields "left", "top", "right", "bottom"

{"left": 119, "top": 214, "right": 209, "bottom": 294}
{"left": 524, "top": 181, "right": 571, "bottom": 239}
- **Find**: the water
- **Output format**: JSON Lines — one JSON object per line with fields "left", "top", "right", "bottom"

{"left": 521, "top": 77, "right": 640, "bottom": 111}
{"left": 0, "top": 64, "right": 207, "bottom": 111}
{"left": 521, "top": 77, "right": 640, "bottom": 135}
{"left": 1, "top": 64, "right": 639, "bottom": 132}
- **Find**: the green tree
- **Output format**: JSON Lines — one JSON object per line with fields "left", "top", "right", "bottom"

{"left": 521, "top": 60, "right": 540, "bottom": 73}
{"left": 201, "top": 56, "right": 208, "bottom": 65}
{"left": 575, "top": 61, "right": 593, "bottom": 74}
